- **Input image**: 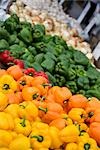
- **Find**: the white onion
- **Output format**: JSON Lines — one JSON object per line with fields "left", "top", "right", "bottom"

{"left": 9, "top": 4, "right": 18, "bottom": 13}
{"left": 31, "top": 10, "right": 40, "bottom": 16}
{"left": 77, "top": 47, "right": 88, "bottom": 54}
{"left": 31, "top": 16, "right": 42, "bottom": 24}
{"left": 61, "top": 30, "right": 70, "bottom": 41}
{"left": 19, "top": 17, "right": 25, "bottom": 22}
{"left": 16, "top": 0, "right": 23, "bottom": 7}
{"left": 39, "top": 12, "right": 48, "bottom": 21}
{"left": 86, "top": 53, "right": 93, "bottom": 59}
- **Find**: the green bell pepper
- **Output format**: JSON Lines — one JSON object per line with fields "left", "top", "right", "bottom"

{"left": 0, "top": 39, "right": 9, "bottom": 51}
{"left": 34, "top": 53, "right": 44, "bottom": 64}
{"left": 41, "top": 58, "right": 55, "bottom": 73}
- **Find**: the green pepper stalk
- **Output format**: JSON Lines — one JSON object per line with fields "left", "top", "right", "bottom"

{"left": 38, "top": 106, "right": 48, "bottom": 113}
{"left": 55, "top": 61, "right": 68, "bottom": 76}
{"left": 30, "top": 135, "right": 44, "bottom": 142}
{"left": 20, "top": 118, "right": 26, "bottom": 127}
{"left": 54, "top": 74, "right": 66, "bottom": 86}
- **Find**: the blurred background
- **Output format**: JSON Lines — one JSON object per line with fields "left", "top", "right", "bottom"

{"left": 60, "top": 0, "right": 100, "bottom": 67}
{"left": 61, "top": 0, "right": 100, "bottom": 46}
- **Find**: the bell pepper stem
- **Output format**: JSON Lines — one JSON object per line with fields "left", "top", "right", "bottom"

{"left": 63, "top": 100, "right": 68, "bottom": 104}
{"left": 80, "top": 114, "right": 86, "bottom": 119}
{"left": 88, "top": 112, "right": 94, "bottom": 118}
{"left": 42, "top": 83, "right": 52, "bottom": 88}
{"left": 32, "top": 93, "right": 39, "bottom": 100}
{"left": 30, "top": 135, "right": 44, "bottom": 142}
{"left": 20, "top": 118, "right": 26, "bottom": 127}
{"left": 63, "top": 117, "right": 68, "bottom": 120}
{"left": 3, "top": 84, "right": 10, "bottom": 90}
{"left": 19, "top": 104, "right": 26, "bottom": 109}
{"left": 28, "top": 72, "right": 34, "bottom": 76}
{"left": 40, "top": 96, "right": 46, "bottom": 101}
{"left": 38, "top": 106, "right": 48, "bottom": 113}
{"left": 84, "top": 143, "right": 90, "bottom": 150}
{"left": 20, "top": 80, "right": 26, "bottom": 86}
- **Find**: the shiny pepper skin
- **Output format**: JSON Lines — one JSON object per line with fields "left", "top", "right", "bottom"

{"left": 30, "top": 130, "right": 51, "bottom": 149}
{"left": 0, "top": 92, "right": 8, "bottom": 111}
{"left": 59, "top": 124, "right": 80, "bottom": 143}
{"left": 0, "top": 148, "right": 9, "bottom": 150}
{"left": 14, "top": 118, "right": 31, "bottom": 136}
{"left": 4, "top": 104, "right": 19, "bottom": 119}
{"left": 9, "top": 135, "right": 31, "bottom": 150}
{"left": 31, "top": 121, "right": 49, "bottom": 133}
{"left": 78, "top": 137, "right": 98, "bottom": 150}
{"left": 0, "top": 75, "right": 18, "bottom": 94}
{"left": 0, "top": 130, "right": 12, "bottom": 148}
{"left": 49, "top": 126, "right": 63, "bottom": 149}
{"left": 65, "top": 143, "right": 78, "bottom": 150}
{"left": 18, "top": 101, "right": 38, "bottom": 121}
{"left": 68, "top": 108, "right": 87, "bottom": 123}
{"left": 0, "top": 112, "right": 14, "bottom": 130}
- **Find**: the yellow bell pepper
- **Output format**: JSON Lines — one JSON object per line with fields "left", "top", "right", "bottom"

{"left": 4, "top": 104, "right": 19, "bottom": 119}
{"left": 49, "top": 126, "right": 63, "bottom": 149}
{"left": 0, "top": 148, "right": 9, "bottom": 150}
{"left": 78, "top": 137, "right": 98, "bottom": 150}
{"left": 75, "top": 123, "right": 90, "bottom": 142}
{"left": 0, "top": 75, "right": 18, "bottom": 94}
{"left": 18, "top": 101, "right": 38, "bottom": 121}
{"left": 0, "top": 92, "right": 8, "bottom": 111}
{"left": 61, "top": 113, "right": 73, "bottom": 125}
{"left": 0, "top": 112, "right": 14, "bottom": 130}
{"left": 9, "top": 131, "right": 17, "bottom": 139}
{"left": 65, "top": 143, "right": 78, "bottom": 150}
{"left": 9, "top": 134, "right": 30, "bottom": 150}
{"left": 75, "top": 123, "right": 88, "bottom": 132}
{"left": 68, "top": 108, "right": 87, "bottom": 123}
{"left": 31, "top": 121, "right": 49, "bottom": 134}
{"left": 30, "top": 130, "right": 51, "bottom": 149}
{"left": 79, "top": 132, "right": 89, "bottom": 138}
{"left": 39, "top": 148, "right": 49, "bottom": 150}
{"left": 35, "top": 117, "right": 42, "bottom": 122}
{"left": 60, "top": 113, "right": 68, "bottom": 119}
{"left": 78, "top": 132, "right": 90, "bottom": 143}
{"left": 0, "top": 129, "right": 12, "bottom": 148}
{"left": 59, "top": 124, "right": 80, "bottom": 143}
{"left": 14, "top": 118, "right": 31, "bottom": 136}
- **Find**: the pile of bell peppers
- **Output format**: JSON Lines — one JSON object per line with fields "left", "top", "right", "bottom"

{"left": 0, "top": 65, "right": 99, "bottom": 149}
{"left": 0, "top": 14, "right": 100, "bottom": 99}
